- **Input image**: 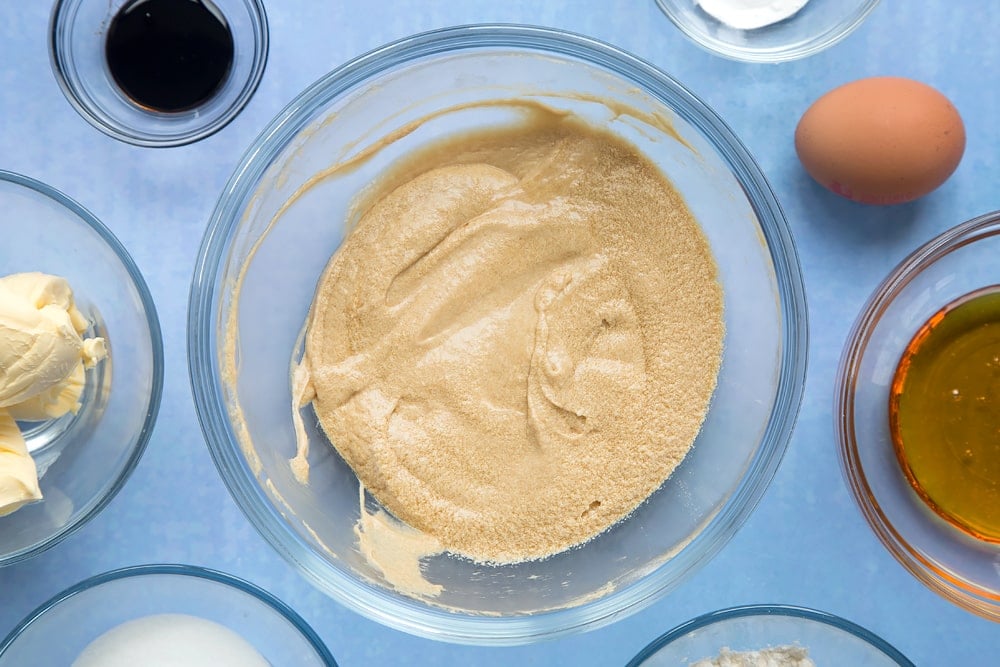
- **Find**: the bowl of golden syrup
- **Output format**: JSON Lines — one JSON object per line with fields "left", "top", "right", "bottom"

{"left": 50, "top": 0, "right": 268, "bottom": 147}
{"left": 890, "top": 286, "right": 1000, "bottom": 543}
{"left": 837, "top": 210, "right": 1000, "bottom": 621}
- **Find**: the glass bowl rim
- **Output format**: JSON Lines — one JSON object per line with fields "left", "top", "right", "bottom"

{"left": 0, "top": 168, "right": 164, "bottom": 567}
{"left": 188, "top": 22, "right": 808, "bottom": 644}
{"left": 47, "top": 0, "right": 270, "bottom": 148}
{"left": 835, "top": 209, "right": 1000, "bottom": 620}
{"left": 653, "top": 0, "right": 882, "bottom": 63}
{"left": 0, "top": 563, "right": 338, "bottom": 665}
{"left": 625, "top": 603, "right": 916, "bottom": 666}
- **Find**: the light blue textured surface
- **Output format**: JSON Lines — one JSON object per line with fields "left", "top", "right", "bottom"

{"left": 1, "top": 2, "right": 997, "bottom": 665}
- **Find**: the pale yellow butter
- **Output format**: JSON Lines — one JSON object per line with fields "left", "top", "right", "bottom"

{"left": 0, "top": 273, "right": 107, "bottom": 516}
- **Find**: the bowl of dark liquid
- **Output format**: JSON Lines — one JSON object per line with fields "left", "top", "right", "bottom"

{"left": 50, "top": 0, "right": 268, "bottom": 147}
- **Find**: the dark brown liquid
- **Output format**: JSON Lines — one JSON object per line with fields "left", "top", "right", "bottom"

{"left": 105, "top": 0, "right": 235, "bottom": 113}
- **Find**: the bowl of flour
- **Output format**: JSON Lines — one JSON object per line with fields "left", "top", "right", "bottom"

{"left": 654, "top": 0, "right": 882, "bottom": 62}
{"left": 627, "top": 605, "right": 914, "bottom": 666}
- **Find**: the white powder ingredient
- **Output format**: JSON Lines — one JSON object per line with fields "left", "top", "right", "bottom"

{"left": 690, "top": 645, "right": 815, "bottom": 667}
{"left": 73, "top": 614, "right": 269, "bottom": 667}
{"left": 695, "top": 0, "right": 810, "bottom": 30}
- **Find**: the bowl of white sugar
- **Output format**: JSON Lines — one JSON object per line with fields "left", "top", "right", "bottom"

{"left": 189, "top": 24, "right": 808, "bottom": 644}
{"left": 0, "top": 564, "right": 336, "bottom": 666}
{"left": 654, "top": 0, "right": 882, "bottom": 62}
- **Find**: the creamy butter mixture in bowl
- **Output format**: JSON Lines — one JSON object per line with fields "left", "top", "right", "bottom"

{"left": 0, "top": 171, "right": 162, "bottom": 566}
{"left": 189, "top": 25, "right": 807, "bottom": 643}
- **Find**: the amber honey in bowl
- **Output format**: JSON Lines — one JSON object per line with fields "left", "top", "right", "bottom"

{"left": 889, "top": 285, "right": 1000, "bottom": 541}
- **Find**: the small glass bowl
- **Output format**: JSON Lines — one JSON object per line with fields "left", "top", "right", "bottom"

{"left": 0, "top": 564, "right": 337, "bottom": 665}
{"left": 0, "top": 170, "right": 162, "bottom": 566}
{"left": 655, "top": 0, "right": 881, "bottom": 62}
{"left": 627, "top": 604, "right": 914, "bottom": 666}
{"left": 836, "top": 211, "right": 1000, "bottom": 621}
{"left": 189, "top": 24, "right": 807, "bottom": 644}
{"left": 49, "top": 0, "right": 269, "bottom": 147}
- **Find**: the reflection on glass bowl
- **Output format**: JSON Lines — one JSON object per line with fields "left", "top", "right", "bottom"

{"left": 189, "top": 24, "right": 807, "bottom": 644}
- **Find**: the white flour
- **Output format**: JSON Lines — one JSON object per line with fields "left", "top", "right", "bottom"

{"left": 690, "top": 645, "right": 815, "bottom": 667}
{"left": 695, "top": 0, "right": 810, "bottom": 30}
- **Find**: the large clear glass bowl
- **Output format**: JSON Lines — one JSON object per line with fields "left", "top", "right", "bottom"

{"left": 189, "top": 24, "right": 807, "bottom": 644}
{"left": 0, "top": 564, "right": 336, "bottom": 665}
{"left": 836, "top": 211, "right": 1000, "bottom": 621}
{"left": 0, "top": 170, "right": 162, "bottom": 566}
{"left": 627, "top": 604, "right": 914, "bottom": 666}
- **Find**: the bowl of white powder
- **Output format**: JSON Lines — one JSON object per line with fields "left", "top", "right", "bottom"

{"left": 0, "top": 564, "right": 336, "bottom": 666}
{"left": 189, "top": 24, "right": 808, "bottom": 644}
{"left": 654, "top": 0, "right": 881, "bottom": 62}
{"left": 627, "top": 605, "right": 914, "bottom": 666}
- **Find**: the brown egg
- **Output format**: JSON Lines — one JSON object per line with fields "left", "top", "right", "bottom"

{"left": 795, "top": 77, "right": 965, "bottom": 205}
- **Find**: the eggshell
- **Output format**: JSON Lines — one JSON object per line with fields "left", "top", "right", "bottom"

{"left": 795, "top": 77, "right": 965, "bottom": 205}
